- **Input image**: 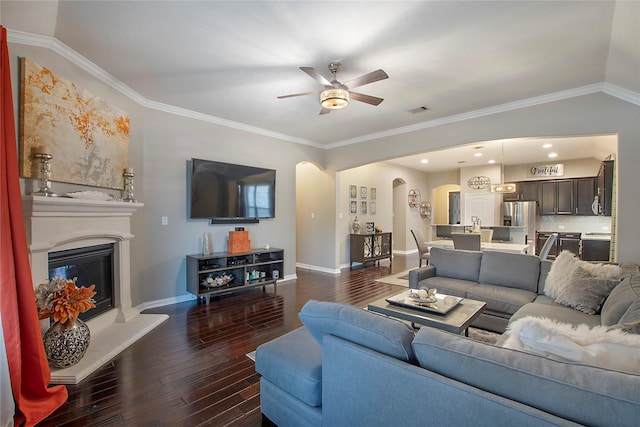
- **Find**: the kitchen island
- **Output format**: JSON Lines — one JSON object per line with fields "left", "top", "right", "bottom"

{"left": 424, "top": 239, "right": 530, "bottom": 254}
{"left": 431, "top": 224, "right": 526, "bottom": 243}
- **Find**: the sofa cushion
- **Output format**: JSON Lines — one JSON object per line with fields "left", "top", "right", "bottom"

{"left": 412, "top": 327, "right": 640, "bottom": 427}
{"left": 478, "top": 251, "right": 540, "bottom": 292}
{"left": 298, "top": 300, "right": 415, "bottom": 362}
{"left": 502, "top": 316, "right": 640, "bottom": 374}
{"left": 601, "top": 273, "right": 640, "bottom": 326}
{"left": 553, "top": 266, "right": 620, "bottom": 314}
{"left": 255, "top": 327, "right": 323, "bottom": 407}
{"left": 466, "top": 284, "right": 537, "bottom": 316}
{"left": 418, "top": 276, "right": 477, "bottom": 298}
{"left": 510, "top": 299, "right": 601, "bottom": 328}
{"left": 429, "top": 247, "right": 482, "bottom": 282}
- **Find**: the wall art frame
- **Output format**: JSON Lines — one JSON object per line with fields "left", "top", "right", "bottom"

{"left": 19, "top": 57, "right": 130, "bottom": 190}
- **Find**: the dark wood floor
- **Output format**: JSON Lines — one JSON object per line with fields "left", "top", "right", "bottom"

{"left": 39, "top": 255, "right": 415, "bottom": 426}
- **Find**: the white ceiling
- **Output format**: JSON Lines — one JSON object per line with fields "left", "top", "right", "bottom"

{"left": 2, "top": 1, "right": 637, "bottom": 170}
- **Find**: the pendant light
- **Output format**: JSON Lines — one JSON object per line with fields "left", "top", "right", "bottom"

{"left": 491, "top": 143, "right": 516, "bottom": 193}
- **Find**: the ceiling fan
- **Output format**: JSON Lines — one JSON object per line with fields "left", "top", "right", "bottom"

{"left": 278, "top": 62, "right": 389, "bottom": 115}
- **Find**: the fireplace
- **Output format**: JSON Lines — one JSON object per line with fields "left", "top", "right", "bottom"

{"left": 48, "top": 243, "right": 115, "bottom": 321}
{"left": 23, "top": 195, "right": 168, "bottom": 384}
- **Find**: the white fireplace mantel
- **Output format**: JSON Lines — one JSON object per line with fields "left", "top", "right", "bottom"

{"left": 23, "top": 195, "right": 167, "bottom": 384}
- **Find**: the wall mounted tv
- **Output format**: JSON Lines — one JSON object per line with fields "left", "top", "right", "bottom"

{"left": 189, "top": 158, "right": 276, "bottom": 223}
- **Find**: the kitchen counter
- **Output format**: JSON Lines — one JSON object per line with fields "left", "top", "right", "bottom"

{"left": 581, "top": 232, "right": 611, "bottom": 241}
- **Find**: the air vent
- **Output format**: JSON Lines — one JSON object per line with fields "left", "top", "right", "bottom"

{"left": 408, "top": 106, "right": 431, "bottom": 114}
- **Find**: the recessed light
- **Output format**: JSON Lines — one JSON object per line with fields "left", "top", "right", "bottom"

{"left": 543, "top": 144, "right": 553, "bottom": 149}
{"left": 548, "top": 152, "right": 558, "bottom": 158}
{"left": 474, "top": 153, "right": 483, "bottom": 157}
{"left": 420, "top": 159, "right": 428, "bottom": 164}
{"left": 488, "top": 160, "right": 496, "bottom": 164}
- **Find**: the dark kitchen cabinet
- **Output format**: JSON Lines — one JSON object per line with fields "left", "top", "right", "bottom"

{"left": 503, "top": 181, "right": 540, "bottom": 202}
{"left": 540, "top": 182, "right": 557, "bottom": 215}
{"left": 556, "top": 180, "right": 574, "bottom": 214}
{"left": 558, "top": 232, "right": 581, "bottom": 256}
{"left": 597, "top": 160, "right": 614, "bottom": 216}
{"left": 575, "top": 177, "right": 597, "bottom": 215}
{"left": 540, "top": 180, "right": 574, "bottom": 215}
{"left": 536, "top": 231, "right": 581, "bottom": 259}
{"left": 581, "top": 239, "right": 611, "bottom": 261}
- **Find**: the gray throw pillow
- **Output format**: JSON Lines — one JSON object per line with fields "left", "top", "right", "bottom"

{"left": 601, "top": 273, "right": 640, "bottom": 325}
{"left": 608, "top": 298, "right": 640, "bottom": 334}
{"left": 554, "top": 266, "right": 620, "bottom": 314}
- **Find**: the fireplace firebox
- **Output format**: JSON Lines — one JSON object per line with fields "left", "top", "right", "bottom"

{"left": 48, "top": 243, "right": 115, "bottom": 322}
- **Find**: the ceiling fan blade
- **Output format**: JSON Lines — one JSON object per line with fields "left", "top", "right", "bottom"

{"left": 349, "top": 92, "right": 384, "bottom": 106}
{"left": 300, "top": 67, "right": 333, "bottom": 87}
{"left": 277, "top": 90, "right": 321, "bottom": 99}
{"left": 319, "top": 107, "right": 331, "bottom": 115}
{"left": 343, "top": 69, "right": 388, "bottom": 89}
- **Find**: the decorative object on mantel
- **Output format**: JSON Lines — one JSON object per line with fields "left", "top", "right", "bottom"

{"left": 122, "top": 168, "right": 137, "bottom": 202}
{"left": 35, "top": 277, "right": 96, "bottom": 368}
{"left": 420, "top": 201, "right": 432, "bottom": 218}
{"left": 32, "top": 152, "right": 57, "bottom": 197}
{"left": 366, "top": 222, "right": 375, "bottom": 233}
{"left": 352, "top": 216, "right": 361, "bottom": 234}
{"left": 408, "top": 189, "right": 421, "bottom": 207}
{"left": 19, "top": 57, "right": 130, "bottom": 190}
{"left": 66, "top": 191, "right": 112, "bottom": 201}
{"left": 375, "top": 225, "right": 383, "bottom": 233}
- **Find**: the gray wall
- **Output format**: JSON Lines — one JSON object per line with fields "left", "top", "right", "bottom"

{"left": 8, "top": 37, "right": 640, "bottom": 310}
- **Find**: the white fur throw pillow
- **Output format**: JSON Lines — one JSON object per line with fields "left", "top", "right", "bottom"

{"left": 544, "top": 251, "right": 622, "bottom": 300}
{"left": 502, "top": 316, "right": 640, "bottom": 374}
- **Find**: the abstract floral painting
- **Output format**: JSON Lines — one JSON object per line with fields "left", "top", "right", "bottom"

{"left": 19, "top": 58, "right": 130, "bottom": 189}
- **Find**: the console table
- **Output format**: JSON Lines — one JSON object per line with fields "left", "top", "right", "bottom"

{"left": 187, "top": 248, "right": 283, "bottom": 303}
{"left": 349, "top": 232, "right": 392, "bottom": 269}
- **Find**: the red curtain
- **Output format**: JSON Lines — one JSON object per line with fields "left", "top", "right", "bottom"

{"left": 0, "top": 26, "right": 67, "bottom": 426}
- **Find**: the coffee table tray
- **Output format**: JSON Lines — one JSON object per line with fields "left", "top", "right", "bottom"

{"left": 385, "top": 291, "right": 461, "bottom": 315}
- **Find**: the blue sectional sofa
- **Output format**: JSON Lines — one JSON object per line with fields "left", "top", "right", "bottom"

{"left": 256, "top": 298, "right": 640, "bottom": 427}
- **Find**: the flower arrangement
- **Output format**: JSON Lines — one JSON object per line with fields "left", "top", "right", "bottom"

{"left": 35, "top": 277, "right": 96, "bottom": 328}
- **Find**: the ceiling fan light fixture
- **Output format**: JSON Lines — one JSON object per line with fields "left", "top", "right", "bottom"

{"left": 320, "top": 89, "right": 349, "bottom": 109}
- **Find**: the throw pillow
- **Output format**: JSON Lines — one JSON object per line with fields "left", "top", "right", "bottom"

{"left": 502, "top": 316, "right": 640, "bottom": 374}
{"left": 544, "top": 250, "right": 622, "bottom": 300}
{"left": 554, "top": 266, "right": 620, "bottom": 314}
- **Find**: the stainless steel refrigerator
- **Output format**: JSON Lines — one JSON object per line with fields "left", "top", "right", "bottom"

{"left": 500, "top": 201, "right": 537, "bottom": 245}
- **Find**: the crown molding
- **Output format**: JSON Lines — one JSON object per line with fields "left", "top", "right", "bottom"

{"left": 7, "top": 30, "right": 321, "bottom": 148}
{"left": 327, "top": 84, "right": 613, "bottom": 148}
{"left": 8, "top": 30, "right": 639, "bottom": 151}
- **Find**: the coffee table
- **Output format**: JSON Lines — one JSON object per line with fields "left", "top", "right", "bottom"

{"left": 367, "top": 290, "right": 486, "bottom": 336}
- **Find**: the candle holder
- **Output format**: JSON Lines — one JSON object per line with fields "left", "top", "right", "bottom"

{"left": 122, "top": 171, "right": 137, "bottom": 202}
{"left": 33, "top": 153, "right": 58, "bottom": 197}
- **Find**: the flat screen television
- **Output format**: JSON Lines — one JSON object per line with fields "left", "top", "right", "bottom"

{"left": 189, "top": 158, "right": 276, "bottom": 222}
